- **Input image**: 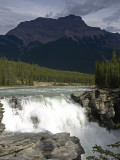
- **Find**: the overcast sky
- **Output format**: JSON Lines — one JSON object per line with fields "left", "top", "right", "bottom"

{"left": 0, "top": 0, "right": 120, "bottom": 35}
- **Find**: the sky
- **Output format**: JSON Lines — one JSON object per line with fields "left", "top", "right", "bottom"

{"left": 0, "top": 0, "right": 120, "bottom": 35}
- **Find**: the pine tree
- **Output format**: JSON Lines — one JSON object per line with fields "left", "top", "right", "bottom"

{"left": 95, "top": 51, "right": 120, "bottom": 88}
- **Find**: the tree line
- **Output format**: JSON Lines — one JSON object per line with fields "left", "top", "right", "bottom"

{"left": 95, "top": 50, "right": 120, "bottom": 88}
{"left": 0, "top": 57, "right": 94, "bottom": 86}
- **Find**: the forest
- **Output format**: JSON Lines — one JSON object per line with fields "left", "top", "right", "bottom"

{"left": 95, "top": 50, "right": 120, "bottom": 88}
{"left": 0, "top": 57, "right": 94, "bottom": 86}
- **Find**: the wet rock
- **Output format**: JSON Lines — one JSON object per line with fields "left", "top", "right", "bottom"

{"left": 0, "top": 132, "right": 85, "bottom": 160}
{"left": 0, "top": 124, "right": 5, "bottom": 133}
{"left": 31, "top": 116, "right": 39, "bottom": 128}
{"left": 9, "top": 96, "right": 22, "bottom": 110}
{"left": 71, "top": 89, "right": 120, "bottom": 129}
{"left": 0, "top": 97, "right": 5, "bottom": 99}
{"left": 0, "top": 102, "right": 5, "bottom": 133}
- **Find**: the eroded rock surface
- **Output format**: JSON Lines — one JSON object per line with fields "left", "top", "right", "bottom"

{"left": 71, "top": 89, "right": 120, "bottom": 129}
{"left": 0, "top": 132, "right": 84, "bottom": 160}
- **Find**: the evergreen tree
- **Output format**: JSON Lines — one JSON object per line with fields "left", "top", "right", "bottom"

{"left": 95, "top": 51, "right": 120, "bottom": 88}
{"left": 0, "top": 57, "right": 94, "bottom": 86}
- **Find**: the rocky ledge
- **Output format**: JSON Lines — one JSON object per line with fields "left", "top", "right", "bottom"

{"left": 0, "top": 132, "right": 84, "bottom": 160}
{"left": 71, "top": 88, "right": 120, "bottom": 129}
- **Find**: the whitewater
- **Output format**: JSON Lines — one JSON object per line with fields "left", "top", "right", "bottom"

{"left": 0, "top": 86, "right": 119, "bottom": 159}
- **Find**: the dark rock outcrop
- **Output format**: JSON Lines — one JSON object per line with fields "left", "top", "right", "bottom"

{"left": 71, "top": 89, "right": 120, "bottom": 129}
{"left": 0, "top": 103, "right": 5, "bottom": 133}
{"left": 0, "top": 132, "right": 85, "bottom": 160}
{"left": 9, "top": 96, "right": 22, "bottom": 110}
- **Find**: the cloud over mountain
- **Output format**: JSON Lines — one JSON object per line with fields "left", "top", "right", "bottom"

{"left": 0, "top": 0, "right": 120, "bottom": 34}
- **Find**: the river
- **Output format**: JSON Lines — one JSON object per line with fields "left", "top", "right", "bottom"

{"left": 0, "top": 86, "right": 119, "bottom": 159}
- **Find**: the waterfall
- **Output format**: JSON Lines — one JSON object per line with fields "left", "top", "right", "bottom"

{"left": 1, "top": 93, "right": 119, "bottom": 158}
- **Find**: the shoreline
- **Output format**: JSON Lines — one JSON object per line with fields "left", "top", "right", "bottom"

{"left": 0, "top": 82, "right": 91, "bottom": 90}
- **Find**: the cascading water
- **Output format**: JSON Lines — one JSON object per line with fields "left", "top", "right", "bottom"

{"left": 0, "top": 86, "right": 119, "bottom": 159}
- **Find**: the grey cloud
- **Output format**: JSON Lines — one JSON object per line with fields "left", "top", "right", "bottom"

{"left": 0, "top": 5, "right": 36, "bottom": 34}
{"left": 0, "top": 0, "right": 62, "bottom": 34}
{"left": 105, "top": 26, "right": 120, "bottom": 33}
{"left": 57, "top": 0, "right": 120, "bottom": 17}
{"left": 0, "top": 24, "right": 15, "bottom": 35}
{"left": 103, "top": 9, "right": 120, "bottom": 24}
{"left": 54, "top": 0, "right": 120, "bottom": 34}
{"left": 0, "top": 7, "right": 11, "bottom": 12}
{"left": 45, "top": 12, "right": 53, "bottom": 18}
{"left": 0, "top": 0, "right": 120, "bottom": 34}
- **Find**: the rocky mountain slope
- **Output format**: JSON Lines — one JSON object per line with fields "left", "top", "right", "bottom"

{"left": 0, "top": 15, "right": 120, "bottom": 73}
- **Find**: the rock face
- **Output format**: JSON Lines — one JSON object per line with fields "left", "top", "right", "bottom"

{"left": 0, "top": 102, "right": 5, "bottom": 133}
{"left": 0, "top": 132, "right": 85, "bottom": 160}
{"left": 71, "top": 89, "right": 120, "bottom": 129}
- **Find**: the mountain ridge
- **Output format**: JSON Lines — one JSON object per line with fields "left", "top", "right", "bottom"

{"left": 0, "top": 15, "right": 120, "bottom": 73}
{"left": 7, "top": 14, "right": 88, "bottom": 44}
{"left": 7, "top": 14, "right": 120, "bottom": 48}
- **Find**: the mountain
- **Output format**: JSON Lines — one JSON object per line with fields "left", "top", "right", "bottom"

{"left": 0, "top": 35, "right": 24, "bottom": 60}
{"left": 0, "top": 15, "right": 120, "bottom": 73}
{"left": 21, "top": 37, "right": 113, "bottom": 73}
{"left": 7, "top": 15, "right": 120, "bottom": 48}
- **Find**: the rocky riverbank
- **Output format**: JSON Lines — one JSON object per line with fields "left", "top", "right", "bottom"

{"left": 71, "top": 88, "right": 120, "bottom": 129}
